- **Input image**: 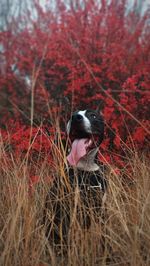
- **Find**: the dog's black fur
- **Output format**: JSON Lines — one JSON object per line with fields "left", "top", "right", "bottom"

{"left": 44, "top": 109, "right": 107, "bottom": 245}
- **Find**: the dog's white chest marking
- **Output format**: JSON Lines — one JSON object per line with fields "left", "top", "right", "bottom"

{"left": 76, "top": 148, "right": 99, "bottom": 171}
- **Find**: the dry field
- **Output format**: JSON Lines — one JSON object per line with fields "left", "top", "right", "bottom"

{"left": 0, "top": 136, "right": 150, "bottom": 266}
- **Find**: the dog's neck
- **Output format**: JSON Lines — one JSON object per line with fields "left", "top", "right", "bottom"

{"left": 76, "top": 147, "right": 99, "bottom": 172}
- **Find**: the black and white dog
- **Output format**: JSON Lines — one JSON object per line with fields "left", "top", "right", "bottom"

{"left": 44, "top": 109, "right": 107, "bottom": 245}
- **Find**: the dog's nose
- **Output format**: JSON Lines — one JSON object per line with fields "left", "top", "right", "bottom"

{"left": 72, "top": 114, "right": 83, "bottom": 122}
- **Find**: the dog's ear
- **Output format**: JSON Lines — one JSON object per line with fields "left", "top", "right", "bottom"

{"left": 96, "top": 101, "right": 103, "bottom": 114}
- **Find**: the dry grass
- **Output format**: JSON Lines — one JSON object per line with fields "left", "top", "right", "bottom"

{"left": 0, "top": 136, "right": 150, "bottom": 266}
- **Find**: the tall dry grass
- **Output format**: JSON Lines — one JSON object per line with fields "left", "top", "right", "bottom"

{"left": 0, "top": 134, "right": 150, "bottom": 266}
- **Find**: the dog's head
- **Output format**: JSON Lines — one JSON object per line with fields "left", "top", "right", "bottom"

{"left": 66, "top": 109, "right": 104, "bottom": 170}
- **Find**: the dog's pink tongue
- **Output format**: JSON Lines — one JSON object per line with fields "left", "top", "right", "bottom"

{"left": 67, "top": 138, "right": 91, "bottom": 166}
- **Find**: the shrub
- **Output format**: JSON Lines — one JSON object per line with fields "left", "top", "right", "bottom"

{"left": 0, "top": 0, "right": 149, "bottom": 164}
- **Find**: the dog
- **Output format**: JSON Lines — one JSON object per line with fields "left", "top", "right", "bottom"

{"left": 44, "top": 109, "right": 107, "bottom": 246}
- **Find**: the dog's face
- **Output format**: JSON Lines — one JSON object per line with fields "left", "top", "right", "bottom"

{"left": 67, "top": 110, "right": 104, "bottom": 167}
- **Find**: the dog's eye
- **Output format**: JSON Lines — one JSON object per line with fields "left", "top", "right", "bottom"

{"left": 90, "top": 113, "right": 97, "bottom": 119}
